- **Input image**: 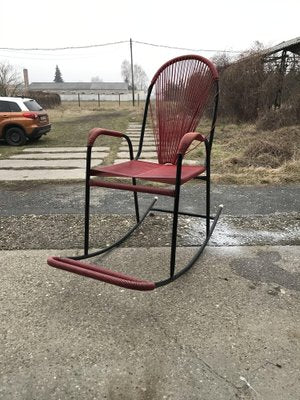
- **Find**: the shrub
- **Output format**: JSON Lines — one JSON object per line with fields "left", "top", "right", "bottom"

{"left": 214, "top": 45, "right": 300, "bottom": 125}
{"left": 27, "top": 91, "right": 61, "bottom": 109}
{"left": 256, "top": 106, "right": 299, "bottom": 131}
{"left": 217, "top": 52, "right": 266, "bottom": 122}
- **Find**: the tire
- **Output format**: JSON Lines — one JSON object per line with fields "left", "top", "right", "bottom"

{"left": 5, "top": 127, "right": 27, "bottom": 146}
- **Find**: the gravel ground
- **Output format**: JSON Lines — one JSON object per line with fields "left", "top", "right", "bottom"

{"left": 1, "top": 212, "right": 299, "bottom": 251}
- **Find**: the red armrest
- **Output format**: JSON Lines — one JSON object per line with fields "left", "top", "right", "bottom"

{"left": 88, "top": 128, "right": 124, "bottom": 146}
{"left": 177, "top": 132, "right": 206, "bottom": 156}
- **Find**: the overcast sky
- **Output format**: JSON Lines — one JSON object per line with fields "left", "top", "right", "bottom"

{"left": 0, "top": 0, "right": 299, "bottom": 83}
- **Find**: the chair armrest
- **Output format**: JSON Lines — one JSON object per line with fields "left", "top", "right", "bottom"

{"left": 88, "top": 128, "right": 125, "bottom": 146}
{"left": 177, "top": 132, "right": 207, "bottom": 156}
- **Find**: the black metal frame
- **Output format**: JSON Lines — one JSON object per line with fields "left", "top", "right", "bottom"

{"left": 72, "top": 76, "right": 222, "bottom": 288}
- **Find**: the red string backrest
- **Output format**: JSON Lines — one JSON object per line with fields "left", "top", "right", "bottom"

{"left": 149, "top": 55, "right": 218, "bottom": 164}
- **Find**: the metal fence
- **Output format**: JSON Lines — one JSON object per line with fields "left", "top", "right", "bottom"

{"left": 60, "top": 92, "right": 146, "bottom": 103}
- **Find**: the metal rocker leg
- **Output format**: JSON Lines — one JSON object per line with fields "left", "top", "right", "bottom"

{"left": 155, "top": 204, "right": 223, "bottom": 288}
{"left": 47, "top": 178, "right": 223, "bottom": 290}
{"left": 77, "top": 196, "right": 157, "bottom": 261}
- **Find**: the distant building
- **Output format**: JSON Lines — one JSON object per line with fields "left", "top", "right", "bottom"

{"left": 28, "top": 82, "right": 129, "bottom": 95}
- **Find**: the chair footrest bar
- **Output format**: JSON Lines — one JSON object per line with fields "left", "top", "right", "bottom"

{"left": 47, "top": 256, "right": 156, "bottom": 291}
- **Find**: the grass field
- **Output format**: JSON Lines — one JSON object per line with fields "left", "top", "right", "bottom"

{"left": 0, "top": 101, "right": 299, "bottom": 184}
{"left": 0, "top": 102, "right": 134, "bottom": 164}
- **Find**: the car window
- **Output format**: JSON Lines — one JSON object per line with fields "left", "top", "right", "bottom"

{"left": 24, "top": 99, "right": 43, "bottom": 111}
{"left": 8, "top": 102, "right": 21, "bottom": 112}
{"left": 0, "top": 101, "right": 11, "bottom": 112}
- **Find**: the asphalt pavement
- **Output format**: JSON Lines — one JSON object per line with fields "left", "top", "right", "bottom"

{"left": 1, "top": 182, "right": 299, "bottom": 216}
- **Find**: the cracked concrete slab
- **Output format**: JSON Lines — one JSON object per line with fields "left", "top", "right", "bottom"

{"left": 119, "top": 146, "right": 157, "bottom": 151}
{"left": 22, "top": 147, "right": 109, "bottom": 153}
{"left": 121, "top": 137, "right": 153, "bottom": 142}
{"left": 0, "top": 148, "right": 108, "bottom": 181}
{"left": 0, "top": 246, "right": 299, "bottom": 400}
{"left": 126, "top": 129, "right": 152, "bottom": 133}
{"left": 0, "top": 169, "right": 86, "bottom": 181}
{"left": 0, "top": 159, "right": 103, "bottom": 169}
{"left": 9, "top": 152, "right": 107, "bottom": 160}
{"left": 117, "top": 151, "right": 157, "bottom": 158}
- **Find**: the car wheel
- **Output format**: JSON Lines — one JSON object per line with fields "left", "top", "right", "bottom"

{"left": 5, "top": 127, "right": 27, "bottom": 146}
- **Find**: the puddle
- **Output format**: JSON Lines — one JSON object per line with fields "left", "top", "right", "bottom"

{"left": 181, "top": 214, "right": 300, "bottom": 246}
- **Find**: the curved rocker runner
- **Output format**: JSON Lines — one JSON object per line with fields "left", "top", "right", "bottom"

{"left": 47, "top": 54, "right": 223, "bottom": 291}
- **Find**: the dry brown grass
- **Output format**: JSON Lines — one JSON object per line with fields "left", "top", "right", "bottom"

{"left": 256, "top": 106, "right": 300, "bottom": 131}
{"left": 210, "top": 123, "right": 300, "bottom": 184}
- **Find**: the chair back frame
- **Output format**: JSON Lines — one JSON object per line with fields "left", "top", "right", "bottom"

{"left": 136, "top": 55, "right": 219, "bottom": 164}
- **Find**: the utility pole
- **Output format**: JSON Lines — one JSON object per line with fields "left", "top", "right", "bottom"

{"left": 130, "top": 38, "right": 135, "bottom": 106}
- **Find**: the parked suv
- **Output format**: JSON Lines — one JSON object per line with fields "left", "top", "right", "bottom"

{"left": 0, "top": 97, "right": 51, "bottom": 146}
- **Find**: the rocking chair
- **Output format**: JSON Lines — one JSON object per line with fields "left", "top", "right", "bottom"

{"left": 47, "top": 54, "right": 223, "bottom": 291}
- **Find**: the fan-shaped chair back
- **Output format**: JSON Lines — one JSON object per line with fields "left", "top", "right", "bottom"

{"left": 147, "top": 55, "right": 218, "bottom": 164}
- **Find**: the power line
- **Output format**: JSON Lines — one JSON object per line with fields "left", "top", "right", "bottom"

{"left": 0, "top": 51, "right": 110, "bottom": 61}
{"left": 0, "top": 40, "right": 128, "bottom": 51}
{"left": 0, "top": 39, "right": 243, "bottom": 54}
{"left": 133, "top": 40, "right": 243, "bottom": 54}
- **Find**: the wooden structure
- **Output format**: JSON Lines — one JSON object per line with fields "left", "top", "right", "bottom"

{"left": 263, "top": 37, "right": 300, "bottom": 108}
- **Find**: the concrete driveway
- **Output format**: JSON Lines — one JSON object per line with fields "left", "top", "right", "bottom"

{"left": 1, "top": 244, "right": 299, "bottom": 400}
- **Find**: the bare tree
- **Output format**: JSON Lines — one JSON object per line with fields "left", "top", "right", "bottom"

{"left": 121, "top": 60, "right": 131, "bottom": 86}
{"left": 121, "top": 59, "right": 148, "bottom": 90}
{"left": 133, "top": 64, "right": 148, "bottom": 90}
{"left": 0, "top": 62, "right": 22, "bottom": 96}
{"left": 211, "top": 52, "right": 232, "bottom": 74}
